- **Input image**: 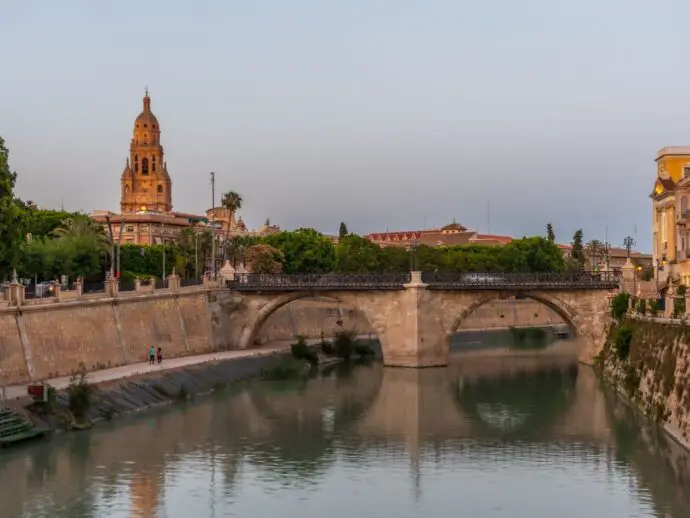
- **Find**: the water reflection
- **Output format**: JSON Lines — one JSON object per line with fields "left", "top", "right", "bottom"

{"left": 0, "top": 352, "right": 689, "bottom": 517}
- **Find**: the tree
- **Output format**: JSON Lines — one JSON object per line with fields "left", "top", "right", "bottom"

{"left": 175, "top": 228, "right": 213, "bottom": 279}
{"left": 546, "top": 223, "right": 555, "bottom": 242}
{"left": 335, "top": 234, "right": 381, "bottom": 272}
{"left": 500, "top": 237, "right": 566, "bottom": 272}
{"left": 338, "top": 222, "right": 349, "bottom": 240}
{"left": 571, "top": 229, "right": 586, "bottom": 269}
{"left": 0, "top": 137, "right": 24, "bottom": 279}
{"left": 244, "top": 244, "right": 284, "bottom": 274}
{"left": 262, "top": 228, "right": 335, "bottom": 273}
{"left": 220, "top": 191, "right": 243, "bottom": 258}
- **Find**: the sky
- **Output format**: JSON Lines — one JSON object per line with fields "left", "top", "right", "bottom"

{"left": 3, "top": 1, "right": 690, "bottom": 252}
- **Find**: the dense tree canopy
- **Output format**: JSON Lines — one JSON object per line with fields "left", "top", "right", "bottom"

{"left": 262, "top": 228, "right": 335, "bottom": 274}
{"left": 0, "top": 137, "right": 24, "bottom": 279}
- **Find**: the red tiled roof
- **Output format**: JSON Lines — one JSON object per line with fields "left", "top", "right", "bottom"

{"left": 472, "top": 234, "right": 513, "bottom": 244}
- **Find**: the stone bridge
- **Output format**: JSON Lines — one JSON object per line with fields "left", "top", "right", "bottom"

{"left": 224, "top": 271, "right": 619, "bottom": 367}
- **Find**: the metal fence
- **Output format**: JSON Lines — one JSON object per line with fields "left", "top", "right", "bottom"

{"left": 233, "top": 272, "right": 412, "bottom": 291}
{"left": 82, "top": 282, "right": 105, "bottom": 294}
{"left": 181, "top": 277, "right": 203, "bottom": 288}
{"left": 420, "top": 271, "right": 621, "bottom": 290}
{"left": 232, "top": 271, "right": 621, "bottom": 291}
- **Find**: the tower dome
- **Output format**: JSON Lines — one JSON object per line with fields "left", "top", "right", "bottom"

{"left": 134, "top": 89, "right": 159, "bottom": 130}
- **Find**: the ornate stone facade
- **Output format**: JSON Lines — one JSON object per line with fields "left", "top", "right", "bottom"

{"left": 120, "top": 90, "right": 172, "bottom": 214}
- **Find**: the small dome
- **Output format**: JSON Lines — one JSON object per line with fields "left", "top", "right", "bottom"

{"left": 134, "top": 91, "right": 159, "bottom": 129}
{"left": 441, "top": 220, "right": 466, "bottom": 232}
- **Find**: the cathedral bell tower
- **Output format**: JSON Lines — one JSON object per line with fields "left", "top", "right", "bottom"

{"left": 120, "top": 89, "right": 172, "bottom": 214}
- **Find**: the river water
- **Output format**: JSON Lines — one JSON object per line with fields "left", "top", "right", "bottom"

{"left": 1, "top": 347, "right": 690, "bottom": 517}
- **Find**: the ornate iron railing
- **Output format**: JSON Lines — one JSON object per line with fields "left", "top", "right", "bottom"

{"left": 232, "top": 272, "right": 412, "bottom": 291}
{"left": 231, "top": 271, "right": 620, "bottom": 291}
{"left": 420, "top": 271, "right": 621, "bottom": 290}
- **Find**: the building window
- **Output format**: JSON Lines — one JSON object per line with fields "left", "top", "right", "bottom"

{"left": 144, "top": 133, "right": 148, "bottom": 144}
{"left": 126, "top": 226, "right": 134, "bottom": 232}
{"left": 142, "top": 158, "right": 149, "bottom": 175}
{"left": 134, "top": 154, "right": 139, "bottom": 173}
{"left": 152, "top": 156, "right": 156, "bottom": 172}
{"left": 144, "top": 124, "right": 148, "bottom": 128}
{"left": 157, "top": 184, "right": 163, "bottom": 194}
{"left": 684, "top": 167, "right": 690, "bottom": 178}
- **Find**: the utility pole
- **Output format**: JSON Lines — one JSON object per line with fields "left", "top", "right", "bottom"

{"left": 105, "top": 215, "right": 115, "bottom": 279}
{"left": 210, "top": 172, "right": 216, "bottom": 277}
{"left": 116, "top": 218, "right": 124, "bottom": 279}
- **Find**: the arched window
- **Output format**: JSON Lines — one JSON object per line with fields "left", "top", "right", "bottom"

{"left": 134, "top": 154, "right": 139, "bottom": 173}
{"left": 142, "top": 157, "right": 149, "bottom": 175}
{"left": 152, "top": 156, "right": 156, "bottom": 172}
{"left": 124, "top": 185, "right": 129, "bottom": 197}
{"left": 144, "top": 133, "right": 148, "bottom": 144}
{"left": 157, "top": 184, "right": 163, "bottom": 194}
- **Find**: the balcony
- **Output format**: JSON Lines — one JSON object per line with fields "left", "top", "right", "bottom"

{"left": 678, "top": 212, "right": 689, "bottom": 226}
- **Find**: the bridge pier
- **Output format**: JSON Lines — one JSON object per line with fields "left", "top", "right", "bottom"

{"left": 383, "top": 272, "right": 449, "bottom": 368}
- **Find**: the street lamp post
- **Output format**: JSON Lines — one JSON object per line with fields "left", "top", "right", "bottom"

{"left": 162, "top": 214, "right": 167, "bottom": 285}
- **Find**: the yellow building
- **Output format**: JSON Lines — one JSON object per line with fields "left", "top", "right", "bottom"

{"left": 651, "top": 146, "right": 690, "bottom": 287}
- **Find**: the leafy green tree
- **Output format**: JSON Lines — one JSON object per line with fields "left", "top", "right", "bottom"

{"left": 262, "top": 228, "right": 335, "bottom": 273}
{"left": 225, "top": 234, "right": 259, "bottom": 267}
{"left": 546, "top": 223, "right": 555, "bottom": 242}
{"left": 119, "top": 244, "right": 178, "bottom": 280}
{"left": 500, "top": 237, "right": 565, "bottom": 272}
{"left": 244, "top": 244, "right": 284, "bottom": 274}
{"left": 335, "top": 234, "right": 381, "bottom": 272}
{"left": 338, "top": 222, "right": 349, "bottom": 240}
{"left": 571, "top": 229, "right": 586, "bottom": 269}
{"left": 0, "top": 137, "right": 25, "bottom": 279}
{"left": 378, "top": 246, "right": 411, "bottom": 272}
{"left": 23, "top": 208, "right": 79, "bottom": 239}
{"left": 175, "top": 228, "right": 212, "bottom": 278}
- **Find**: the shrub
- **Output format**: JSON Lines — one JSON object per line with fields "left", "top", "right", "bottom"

{"left": 320, "top": 338, "right": 335, "bottom": 355}
{"left": 636, "top": 299, "right": 646, "bottom": 315}
{"left": 613, "top": 323, "right": 634, "bottom": 360}
{"left": 610, "top": 292, "right": 630, "bottom": 320}
{"left": 67, "top": 362, "right": 92, "bottom": 422}
{"left": 649, "top": 299, "right": 660, "bottom": 316}
{"left": 291, "top": 336, "right": 319, "bottom": 365}
{"left": 334, "top": 329, "right": 357, "bottom": 360}
{"left": 674, "top": 297, "right": 686, "bottom": 319}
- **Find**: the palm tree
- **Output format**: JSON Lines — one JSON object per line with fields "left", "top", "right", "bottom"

{"left": 220, "top": 191, "right": 243, "bottom": 260}
{"left": 53, "top": 217, "right": 109, "bottom": 250}
{"left": 585, "top": 239, "right": 604, "bottom": 270}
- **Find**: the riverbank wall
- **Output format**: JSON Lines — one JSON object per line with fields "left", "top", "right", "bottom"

{"left": 0, "top": 286, "right": 562, "bottom": 387}
{"left": 16, "top": 350, "right": 291, "bottom": 433}
{"left": 599, "top": 318, "right": 690, "bottom": 449}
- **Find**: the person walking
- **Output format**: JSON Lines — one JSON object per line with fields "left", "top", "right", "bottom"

{"left": 149, "top": 345, "right": 156, "bottom": 365}
{"left": 157, "top": 347, "right": 163, "bottom": 365}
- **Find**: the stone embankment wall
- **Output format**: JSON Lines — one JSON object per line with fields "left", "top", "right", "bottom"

{"left": 0, "top": 289, "right": 564, "bottom": 387}
{"left": 601, "top": 319, "right": 690, "bottom": 448}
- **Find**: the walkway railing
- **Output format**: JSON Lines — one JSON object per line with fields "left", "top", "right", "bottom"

{"left": 232, "top": 271, "right": 621, "bottom": 291}
{"left": 421, "top": 271, "right": 620, "bottom": 290}
{"left": 233, "top": 273, "right": 412, "bottom": 291}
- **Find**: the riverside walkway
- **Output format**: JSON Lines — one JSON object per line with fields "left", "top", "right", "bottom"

{"left": 2, "top": 343, "right": 292, "bottom": 401}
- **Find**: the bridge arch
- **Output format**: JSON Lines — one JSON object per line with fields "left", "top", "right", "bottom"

{"left": 236, "top": 291, "right": 388, "bottom": 353}
{"left": 448, "top": 291, "right": 579, "bottom": 337}
{"left": 439, "top": 289, "right": 611, "bottom": 362}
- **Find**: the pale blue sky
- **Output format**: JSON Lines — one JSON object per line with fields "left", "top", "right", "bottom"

{"left": 3, "top": 0, "right": 690, "bottom": 251}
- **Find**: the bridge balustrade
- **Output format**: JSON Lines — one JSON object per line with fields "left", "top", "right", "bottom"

{"left": 231, "top": 271, "right": 620, "bottom": 291}
{"left": 233, "top": 273, "right": 412, "bottom": 291}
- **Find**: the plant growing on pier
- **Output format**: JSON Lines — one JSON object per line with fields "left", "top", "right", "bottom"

{"left": 291, "top": 336, "right": 319, "bottom": 365}
{"left": 610, "top": 292, "right": 630, "bottom": 321}
{"left": 334, "top": 329, "right": 358, "bottom": 360}
{"left": 67, "top": 362, "right": 92, "bottom": 424}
